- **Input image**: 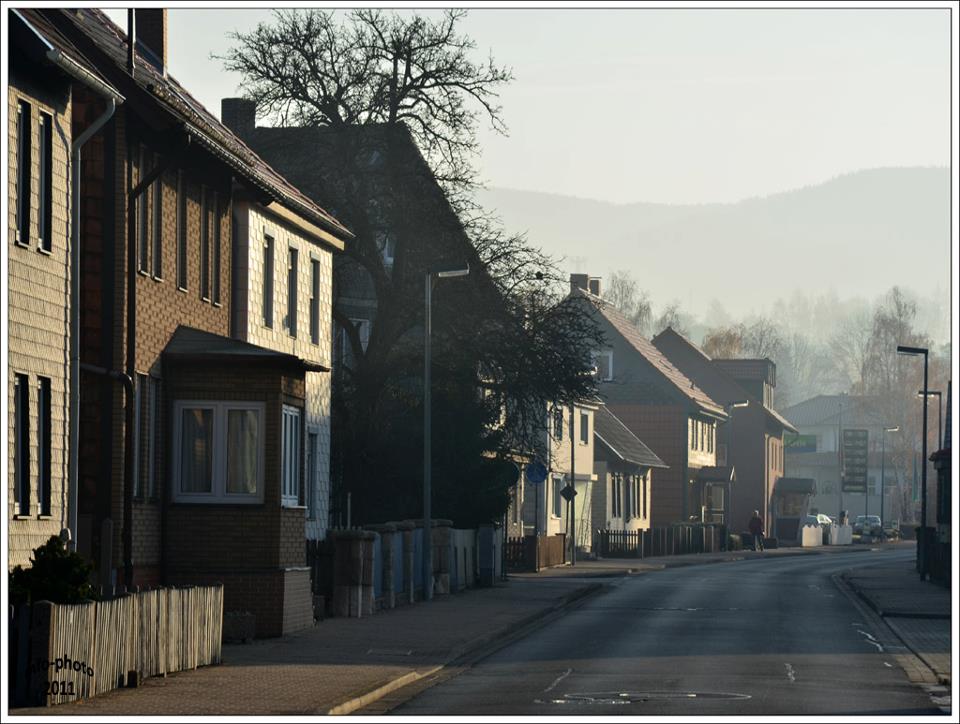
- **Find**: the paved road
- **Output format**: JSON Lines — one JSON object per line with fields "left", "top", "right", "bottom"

{"left": 392, "top": 549, "right": 943, "bottom": 716}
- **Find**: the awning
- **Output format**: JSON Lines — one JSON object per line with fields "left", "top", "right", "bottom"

{"left": 163, "top": 325, "right": 329, "bottom": 372}
{"left": 697, "top": 466, "right": 735, "bottom": 483}
{"left": 775, "top": 477, "right": 816, "bottom": 496}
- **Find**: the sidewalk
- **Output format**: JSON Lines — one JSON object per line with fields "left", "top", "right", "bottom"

{"left": 841, "top": 548, "right": 951, "bottom": 686}
{"left": 10, "top": 576, "right": 601, "bottom": 716}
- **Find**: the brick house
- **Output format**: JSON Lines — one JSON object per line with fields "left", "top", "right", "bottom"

{"left": 592, "top": 405, "right": 667, "bottom": 544}
{"left": 8, "top": 10, "right": 123, "bottom": 569}
{"left": 34, "top": 9, "right": 351, "bottom": 636}
{"left": 652, "top": 327, "right": 796, "bottom": 534}
{"left": 570, "top": 275, "right": 729, "bottom": 527}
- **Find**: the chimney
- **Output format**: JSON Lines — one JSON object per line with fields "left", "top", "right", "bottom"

{"left": 135, "top": 8, "right": 167, "bottom": 73}
{"left": 221, "top": 98, "right": 257, "bottom": 138}
{"left": 570, "top": 273, "right": 589, "bottom": 293}
{"left": 588, "top": 277, "right": 602, "bottom": 297}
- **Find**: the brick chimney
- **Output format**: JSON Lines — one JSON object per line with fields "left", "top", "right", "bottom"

{"left": 135, "top": 8, "right": 167, "bottom": 73}
{"left": 588, "top": 277, "right": 601, "bottom": 296}
{"left": 570, "top": 273, "right": 589, "bottom": 293}
{"left": 221, "top": 98, "right": 257, "bottom": 138}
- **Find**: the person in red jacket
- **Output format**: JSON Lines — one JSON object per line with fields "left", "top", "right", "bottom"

{"left": 748, "top": 511, "right": 765, "bottom": 551}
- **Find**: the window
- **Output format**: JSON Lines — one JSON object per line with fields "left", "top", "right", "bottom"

{"left": 707, "top": 421, "right": 713, "bottom": 453}
{"left": 306, "top": 430, "right": 319, "bottom": 520}
{"left": 135, "top": 375, "right": 160, "bottom": 499}
{"left": 286, "top": 247, "right": 298, "bottom": 337}
{"left": 152, "top": 154, "right": 163, "bottom": 278}
{"left": 690, "top": 419, "right": 696, "bottom": 450}
{"left": 16, "top": 100, "right": 31, "bottom": 245}
{"left": 176, "top": 171, "right": 187, "bottom": 289}
{"left": 37, "top": 377, "right": 51, "bottom": 516}
{"left": 579, "top": 411, "right": 589, "bottom": 444}
{"left": 211, "top": 193, "right": 221, "bottom": 304}
{"left": 137, "top": 146, "right": 149, "bottom": 273}
{"left": 263, "top": 233, "right": 274, "bottom": 327}
{"left": 624, "top": 474, "right": 632, "bottom": 521}
{"left": 200, "top": 186, "right": 210, "bottom": 300}
{"left": 173, "top": 401, "right": 264, "bottom": 503}
{"left": 641, "top": 472, "right": 647, "bottom": 519}
{"left": 552, "top": 475, "right": 563, "bottom": 518}
{"left": 282, "top": 405, "right": 302, "bottom": 507}
{"left": 38, "top": 112, "right": 53, "bottom": 252}
{"left": 611, "top": 473, "right": 622, "bottom": 518}
{"left": 14, "top": 374, "right": 30, "bottom": 515}
{"left": 553, "top": 406, "right": 564, "bottom": 441}
{"left": 593, "top": 350, "right": 613, "bottom": 381}
{"left": 700, "top": 420, "right": 705, "bottom": 450}
{"left": 310, "top": 258, "right": 320, "bottom": 344}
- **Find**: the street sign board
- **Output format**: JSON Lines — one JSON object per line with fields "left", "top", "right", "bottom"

{"left": 525, "top": 461, "right": 547, "bottom": 485}
{"left": 841, "top": 428, "right": 869, "bottom": 493}
{"left": 560, "top": 484, "right": 577, "bottom": 502}
{"left": 784, "top": 433, "right": 817, "bottom": 453}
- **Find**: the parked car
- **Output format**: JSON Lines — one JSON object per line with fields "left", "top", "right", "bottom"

{"left": 815, "top": 514, "right": 834, "bottom": 526}
{"left": 853, "top": 515, "right": 882, "bottom": 536}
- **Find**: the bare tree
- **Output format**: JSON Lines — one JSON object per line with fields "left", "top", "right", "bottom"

{"left": 653, "top": 301, "right": 690, "bottom": 337}
{"left": 603, "top": 269, "right": 652, "bottom": 335}
{"left": 702, "top": 325, "right": 744, "bottom": 358}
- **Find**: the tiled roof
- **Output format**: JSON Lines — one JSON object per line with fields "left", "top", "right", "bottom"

{"left": 594, "top": 406, "right": 667, "bottom": 469}
{"left": 696, "top": 465, "right": 735, "bottom": 482}
{"left": 581, "top": 290, "right": 725, "bottom": 416}
{"left": 782, "top": 395, "right": 885, "bottom": 429}
{"left": 46, "top": 9, "right": 351, "bottom": 241}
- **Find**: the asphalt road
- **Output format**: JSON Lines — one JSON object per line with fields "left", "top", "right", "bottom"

{"left": 391, "top": 548, "right": 942, "bottom": 716}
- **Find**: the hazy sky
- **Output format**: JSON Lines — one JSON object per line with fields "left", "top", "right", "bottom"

{"left": 101, "top": 5, "right": 952, "bottom": 205}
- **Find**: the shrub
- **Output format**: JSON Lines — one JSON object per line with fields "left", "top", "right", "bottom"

{"left": 9, "top": 536, "right": 98, "bottom": 606}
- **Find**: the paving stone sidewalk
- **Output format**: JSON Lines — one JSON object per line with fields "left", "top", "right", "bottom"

{"left": 842, "top": 552, "right": 952, "bottom": 686}
{"left": 10, "top": 577, "right": 599, "bottom": 717}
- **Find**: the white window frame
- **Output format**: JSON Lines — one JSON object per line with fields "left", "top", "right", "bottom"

{"left": 282, "top": 404, "right": 302, "bottom": 507}
{"left": 552, "top": 475, "right": 563, "bottom": 519}
{"left": 306, "top": 426, "right": 320, "bottom": 520}
{"left": 172, "top": 400, "right": 265, "bottom": 504}
{"left": 592, "top": 350, "right": 613, "bottom": 382}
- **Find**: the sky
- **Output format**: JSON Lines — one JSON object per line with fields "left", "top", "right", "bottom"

{"left": 101, "top": 3, "right": 953, "bottom": 205}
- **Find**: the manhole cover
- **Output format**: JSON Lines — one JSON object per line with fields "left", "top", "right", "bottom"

{"left": 556, "top": 691, "right": 751, "bottom": 705}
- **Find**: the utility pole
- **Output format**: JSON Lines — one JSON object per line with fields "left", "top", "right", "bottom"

{"left": 568, "top": 402, "right": 576, "bottom": 566}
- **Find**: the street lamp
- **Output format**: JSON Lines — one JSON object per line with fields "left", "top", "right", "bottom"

{"left": 720, "top": 401, "right": 748, "bottom": 529}
{"left": 423, "top": 264, "right": 470, "bottom": 601}
{"left": 917, "top": 390, "right": 943, "bottom": 451}
{"left": 896, "top": 344, "right": 928, "bottom": 581}
{"left": 879, "top": 425, "right": 899, "bottom": 539}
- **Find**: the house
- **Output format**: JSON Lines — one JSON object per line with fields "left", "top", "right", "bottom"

{"left": 592, "top": 405, "right": 667, "bottom": 547}
{"left": 8, "top": 9, "right": 123, "bottom": 569}
{"left": 34, "top": 9, "right": 352, "bottom": 637}
{"left": 782, "top": 394, "right": 903, "bottom": 528}
{"left": 570, "top": 274, "right": 729, "bottom": 527}
{"left": 651, "top": 328, "right": 797, "bottom": 535}
{"left": 219, "top": 101, "right": 506, "bottom": 526}
{"left": 928, "top": 381, "right": 950, "bottom": 585}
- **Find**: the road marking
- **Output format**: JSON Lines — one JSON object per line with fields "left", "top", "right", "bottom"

{"left": 544, "top": 668, "right": 573, "bottom": 693}
{"left": 884, "top": 662, "right": 893, "bottom": 668}
{"left": 785, "top": 663, "right": 796, "bottom": 683}
{"left": 856, "top": 629, "right": 884, "bottom": 652}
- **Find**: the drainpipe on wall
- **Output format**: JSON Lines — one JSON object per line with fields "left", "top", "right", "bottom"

{"left": 66, "top": 96, "right": 116, "bottom": 551}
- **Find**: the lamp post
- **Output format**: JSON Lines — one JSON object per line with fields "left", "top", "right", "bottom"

{"left": 721, "top": 400, "right": 749, "bottom": 529}
{"left": 897, "top": 345, "right": 928, "bottom": 581}
{"left": 917, "top": 390, "right": 942, "bottom": 451}
{"left": 423, "top": 264, "right": 470, "bottom": 601}
{"left": 880, "top": 425, "right": 899, "bottom": 539}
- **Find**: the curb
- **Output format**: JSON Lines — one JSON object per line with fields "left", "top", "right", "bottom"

{"left": 324, "top": 582, "right": 603, "bottom": 716}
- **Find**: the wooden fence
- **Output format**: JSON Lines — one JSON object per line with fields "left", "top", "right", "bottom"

{"left": 10, "top": 585, "right": 223, "bottom": 708}
{"left": 505, "top": 534, "right": 567, "bottom": 572}
{"left": 596, "top": 524, "right": 727, "bottom": 559}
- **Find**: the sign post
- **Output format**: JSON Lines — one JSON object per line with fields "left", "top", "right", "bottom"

{"left": 841, "top": 429, "right": 869, "bottom": 495}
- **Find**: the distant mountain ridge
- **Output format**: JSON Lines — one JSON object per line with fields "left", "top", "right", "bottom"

{"left": 475, "top": 167, "right": 950, "bottom": 318}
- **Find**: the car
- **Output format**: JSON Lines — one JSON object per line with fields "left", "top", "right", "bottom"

{"left": 853, "top": 515, "right": 882, "bottom": 536}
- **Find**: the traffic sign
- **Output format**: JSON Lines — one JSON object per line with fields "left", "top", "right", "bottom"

{"left": 560, "top": 484, "right": 577, "bottom": 502}
{"left": 525, "top": 461, "right": 547, "bottom": 485}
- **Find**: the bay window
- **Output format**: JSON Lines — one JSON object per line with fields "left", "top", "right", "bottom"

{"left": 173, "top": 401, "right": 264, "bottom": 503}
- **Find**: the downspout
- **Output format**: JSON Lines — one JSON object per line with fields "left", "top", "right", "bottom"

{"left": 67, "top": 96, "right": 116, "bottom": 551}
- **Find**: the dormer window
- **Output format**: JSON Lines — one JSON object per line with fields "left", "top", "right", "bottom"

{"left": 592, "top": 350, "right": 613, "bottom": 381}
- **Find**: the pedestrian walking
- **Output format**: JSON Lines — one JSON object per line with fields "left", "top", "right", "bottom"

{"left": 748, "top": 510, "right": 765, "bottom": 551}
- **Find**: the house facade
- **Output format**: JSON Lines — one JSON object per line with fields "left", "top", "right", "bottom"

{"left": 652, "top": 328, "right": 796, "bottom": 535}
{"left": 8, "top": 10, "right": 123, "bottom": 569}
{"left": 592, "top": 405, "right": 667, "bottom": 544}
{"left": 572, "top": 274, "right": 728, "bottom": 527}
{"left": 22, "top": 9, "right": 352, "bottom": 637}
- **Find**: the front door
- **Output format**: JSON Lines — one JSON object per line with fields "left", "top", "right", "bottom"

{"left": 703, "top": 483, "right": 727, "bottom": 524}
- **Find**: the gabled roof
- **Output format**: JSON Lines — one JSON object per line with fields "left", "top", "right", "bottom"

{"left": 594, "top": 406, "right": 668, "bottom": 469}
{"left": 44, "top": 9, "right": 351, "bottom": 243}
{"left": 164, "top": 326, "right": 329, "bottom": 373}
{"left": 652, "top": 327, "right": 797, "bottom": 434}
{"left": 578, "top": 290, "right": 725, "bottom": 417}
{"left": 782, "top": 395, "right": 885, "bottom": 429}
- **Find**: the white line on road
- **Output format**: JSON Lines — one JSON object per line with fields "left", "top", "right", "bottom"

{"left": 544, "top": 668, "right": 573, "bottom": 693}
{"left": 785, "top": 663, "right": 796, "bottom": 683}
{"left": 856, "top": 629, "right": 884, "bottom": 652}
